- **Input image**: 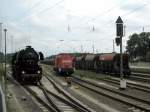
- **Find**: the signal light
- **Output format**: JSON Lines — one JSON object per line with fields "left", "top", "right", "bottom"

{"left": 115, "top": 37, "right": 120, "bottom": 46}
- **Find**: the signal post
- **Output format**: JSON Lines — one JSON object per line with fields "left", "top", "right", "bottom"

{"left": 115, "top": 16, "right": 126, "bottom": 89}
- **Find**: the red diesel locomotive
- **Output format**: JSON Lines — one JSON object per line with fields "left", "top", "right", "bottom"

{"left": 53, "top": 53, "right": 75, "bottom": 75}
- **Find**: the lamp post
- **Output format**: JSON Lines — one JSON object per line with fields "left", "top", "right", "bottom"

{"left": 4, "top": 29, "right": 7, "bottom": 91}
{"left": 0, "top": 23, "right": 2, "bottom": 67}
{"left": 115, "top": 16, "right": 126, "bottom": 89}
{"left": 0, "top": 23, "right": 2, "bottom": 53}
{"left": 11, "top": 35, "right": 14, "bottom": 53}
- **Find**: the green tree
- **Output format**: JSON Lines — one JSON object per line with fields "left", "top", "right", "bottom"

{"left": 126, "top": 32, "right": 150, "bottom": 62}
{"left": 138, "top": 32, "right": 150, "bottom": 59}
{"left": 126, "top": 33, "right": 139, "bottom": 60}
{"left": 0, "top": 52, "right": 4, "bottom": 63}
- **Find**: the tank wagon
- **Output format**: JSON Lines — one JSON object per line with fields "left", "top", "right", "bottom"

{"left": 12, "top": 46, "right": 44, "bottom": 82}
{"left": 84, "top": 54, "right": 96, "bottom": 70}
{"left": 75, "top": 53, "right": 89, "bottom": 70}
{"left": 53, "top": 53, "right": 75, "bottom": 75}
{"left": 95, "top": 53, "right": 131, "bottom": 76}
{"left": 41, "top": 58, "right": 55, "bottom": 65}
{"left": 75, "top": 53, "right": 131, "bottom": 77}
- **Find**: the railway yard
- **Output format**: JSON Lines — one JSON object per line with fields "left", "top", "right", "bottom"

{"left": 1, "top": 1, "right": 150, "bottom": 112}
{"left": 6, "top": 65, "right": 150, "bottom": 112}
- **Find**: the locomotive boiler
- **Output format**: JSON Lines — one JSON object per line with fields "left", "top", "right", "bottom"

{"left": 12, "top": 46, "right": 44, "bottom": 83}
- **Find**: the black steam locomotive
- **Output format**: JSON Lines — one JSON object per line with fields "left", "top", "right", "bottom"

{"left": 12, "top": 46, "right": 44, "bottom": 83}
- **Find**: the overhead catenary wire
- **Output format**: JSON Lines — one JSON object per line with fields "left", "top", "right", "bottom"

{"left": 99, "top": 1, "right": 150, "bottom": 27}
{"left": 7, "top": 0, "right": 150, "bottom": 33}
{"left": 67, "top": 0, "right": 128, "bottom": 29}
{"left": 70, "top": 0, "right": 150, "bottom": 31}
{"left": 10, "top": 0, "right": 65, "bottom": 24}
{"left": 4, "top": 0, "right": 150, "bottom": 54}
{"left": 10, "top": 0, "right": 49, "bottom": 22}
{"left": 4, "top": 0, "right": 65, "bottom": 46}
{"left": 73, "top": 0, "right": 150, "bottom": 38}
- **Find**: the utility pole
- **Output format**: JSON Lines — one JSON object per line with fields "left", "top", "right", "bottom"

{"left": 142, "top": 27, "right": 144, "bottom": 32}
{"left": 3, "top": 29, "right": 7, "bottom": 102}
{"left": 124, "top": 25, "right": 126, "bottom": 37}
{"left": 67, "top": 24, "right": 70, "bottom": 32}
{"left": 0, "top": 23, "right": 2, "bottom": 53}
{"left": 92, "top": 25, "right": 95, "bottom": 32}
{"left": 113, "top": 39, "right": 115, "bottom": 52}
{"left": 0, "top": 23, "right": 4, "bottom": 91}
{"left": 92, "top": 41, "right": 95, "bottom": 53}
{"left": 11, "top": 36, "right": 14, "bottom": 53}
{"left": 81, "top": 45, "right": 83, "bottom": 53}
{"left": 4, "top": 29, "right": 7, "bottom": 79}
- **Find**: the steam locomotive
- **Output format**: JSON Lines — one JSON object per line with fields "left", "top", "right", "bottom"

{"left": 12, "top": 46, "right": 44, "bottom": 83}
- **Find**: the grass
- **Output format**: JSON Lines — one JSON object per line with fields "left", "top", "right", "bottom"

{"left": 0, "top": 63, "right": 5, "bottom": 84}
{"left": 73, "top": 69, "right": 112, "bottom": 80}
{"left": 130, "top": 62, "right": 150, "bottom": 67}
{"left": 130, "top": 62, "right": 150, "bottom": 73}
{"left": 42, "top": 64, "right": 112, "bottom": 80}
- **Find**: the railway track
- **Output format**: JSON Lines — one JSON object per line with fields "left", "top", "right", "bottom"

{"left": 132, "top": 72, "right": 150, "bottom": 78}
{"left": 131, "top": 72, "right": 150, "bottom": 83}
{"left": 8, "top": 73, "right": 94, "bottom": 112}
{"left": 26, "top": 84, "right": 78, "bottom": 112}
{"left": 74, "top": 70, "right": 150, "bottom": 93}
{"left": 43, "top": 73, "right": 94, "bottom": 112}
{"left": 97, "top": 77, "right": 150, "bottom": 93}
{"left": 71, "top": 76, "right": 150, "bottom": 112}
{"left": 7, "top": 74, "right": 53, "bottom": 112}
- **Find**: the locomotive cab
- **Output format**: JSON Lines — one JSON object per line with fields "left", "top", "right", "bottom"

{"left": 54, "top": 53, "right": 74, "bottom": 76}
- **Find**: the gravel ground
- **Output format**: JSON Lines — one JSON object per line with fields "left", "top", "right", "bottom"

{"left": 52, "top": 74, "right": 142, "bottom": 112}
{"left": 80, "top": 76, "right": 150, "bottom": 102}
{"left": 42, "top": 65, "right": 148, "bottom": 112}
{"left": 7, "top": 75, "right": 44, "bottom": 112}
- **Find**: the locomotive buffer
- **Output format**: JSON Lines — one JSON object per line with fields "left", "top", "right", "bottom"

{"left": 115, "top": 16, "right": 126, "bottom": 89}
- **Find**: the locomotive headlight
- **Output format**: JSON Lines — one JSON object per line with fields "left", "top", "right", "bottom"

{"left": 22, "top": 71, "right": 25, "bottom": 74}
{"left": 37, "top": 70, "right": 41, "bottom": 74}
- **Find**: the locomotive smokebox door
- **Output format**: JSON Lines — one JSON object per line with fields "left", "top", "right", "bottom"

{"left": 116, "top": 16, "right": 123, "bottom": 37}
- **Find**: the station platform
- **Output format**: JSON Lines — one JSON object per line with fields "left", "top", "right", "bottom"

{"left": 0, "top": 85, "right": 6, "bottom": 112}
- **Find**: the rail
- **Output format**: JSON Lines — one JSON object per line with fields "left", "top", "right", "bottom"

{"left": 72, "top": 76, "right": 150, "bottom": 112}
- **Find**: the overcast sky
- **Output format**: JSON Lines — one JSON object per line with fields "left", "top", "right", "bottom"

{"left": 0, "top": 0, "right": 150, "bottom": 56}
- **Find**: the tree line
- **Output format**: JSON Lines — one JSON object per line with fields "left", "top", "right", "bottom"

{"left": 0, "top": 52, "right": 13, "bottom": 63}
{"left": 1, "top": 32, "right": 150, "bottom": 63}
{"left": 126, "top": 32, "right": 150, "bottom": 62}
